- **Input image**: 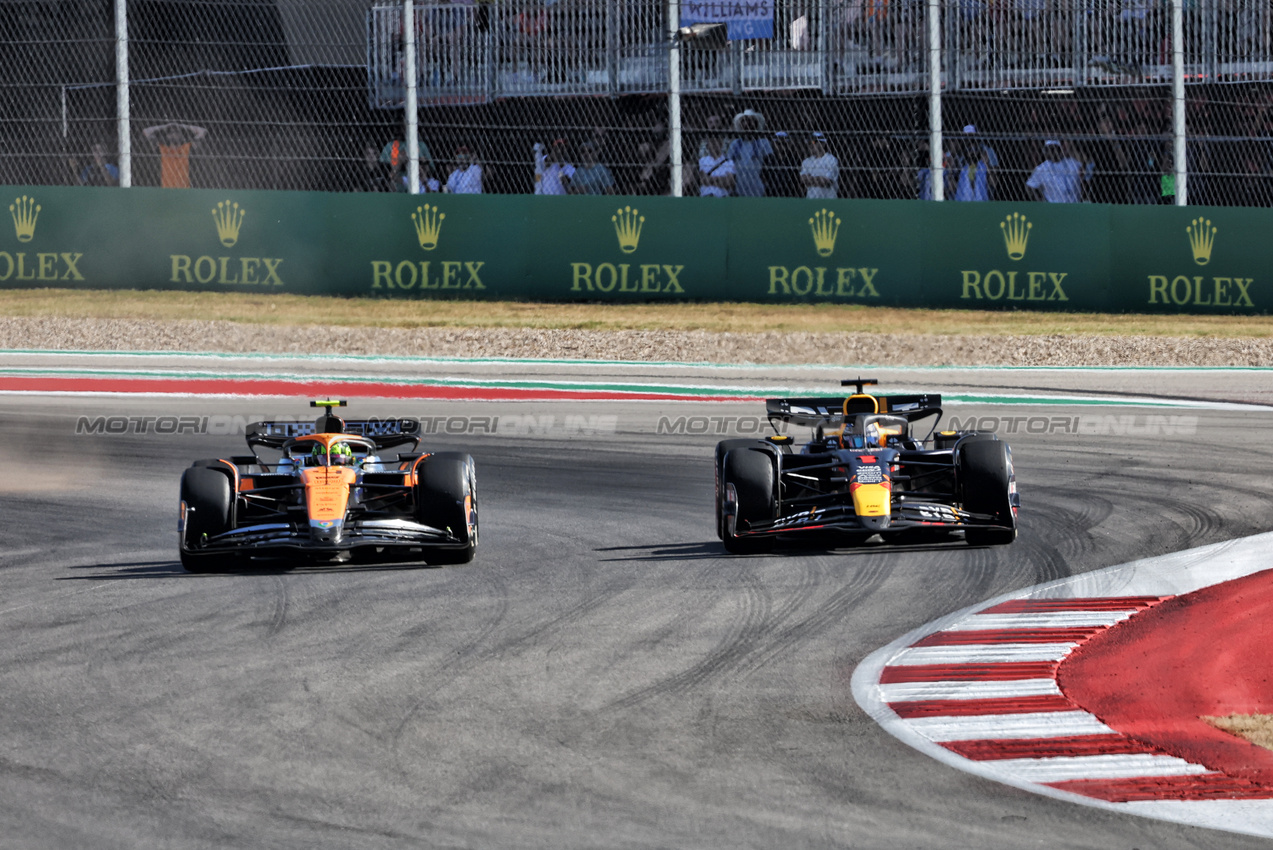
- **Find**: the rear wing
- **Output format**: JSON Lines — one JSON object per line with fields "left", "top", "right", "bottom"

{"left": 766, "top": 394, "right": 943, "bottom": 428}
{"left": 246, "top": 418, "right": 422, "bottom": 451}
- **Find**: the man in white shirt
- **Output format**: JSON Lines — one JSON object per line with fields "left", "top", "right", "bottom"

{"left": 444, "top": 145, "right": 483, "bottom": 194}
{"left": 1026, "top": 140, "right": 1093, "bottom": 203}
{"left": 697, "top": 134, "right": 736, "bottom": 197}
{"left": 800, "top": 132, "right": 839, "bottom": 199}
{"left": 539, "top": 138, "right": 575, "bottom": 195}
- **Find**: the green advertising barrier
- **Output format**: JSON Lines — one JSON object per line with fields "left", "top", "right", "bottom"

{"left": 918, "top": 200, "right": 1113, "bottom": 311}
{"left": 725, "top": 198, "right": 924, "bottom": 305}
{"left": 1109, "top": 204, "right": 1273, "bottom": 313}
{"left": 0, "top": 184, "right": 1265, "bottom": 313}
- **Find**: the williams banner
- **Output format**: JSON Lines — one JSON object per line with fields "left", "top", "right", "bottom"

{"left": 680, "top": 1, "right": 775, "bottom": 40}
{"left": 0, "top": 186, "right": 1268, "bottom": 314}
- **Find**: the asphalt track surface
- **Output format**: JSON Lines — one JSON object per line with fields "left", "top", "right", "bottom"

{"left": 4, "top": 359, "right": 1273, "bottom": 849}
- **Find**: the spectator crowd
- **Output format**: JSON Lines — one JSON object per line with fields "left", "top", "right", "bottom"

{"left": 62, "top": 91, "right": 1273, "bottom": 207}
{"left": 356, "top": 103, "right": 1195, "bottom": 205}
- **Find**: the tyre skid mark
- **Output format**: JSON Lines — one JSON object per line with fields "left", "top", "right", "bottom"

{"left": 603, "top": 566, "right": 773, "bottom": 711}
{"left": 731, "top": 558, "right": 891, "bottom": 685}
{"left": 263, "top": 574, "right": 289, "bottom": 639}
{"left": 388, "top": 566, "right": 512, "bottom": 776}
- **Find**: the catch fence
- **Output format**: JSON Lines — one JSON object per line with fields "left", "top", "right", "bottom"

{"left": 1, "top": 0, "right": 1271, "bottom": 204}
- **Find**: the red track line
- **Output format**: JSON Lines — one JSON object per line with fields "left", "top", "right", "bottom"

{"left": 880, "top": 662, "right": 1059, "bottom": 683}
{"left": 888, "top": 694, "right": 1075, "bottom": 718}
{"left": 911, "top": 627, "right": 1106, "bottom": 647}
{"left": 1047, "top": 774, "right": 1273, "bottom": 803}
{"left": 943, "top": 735, "right": 1162, "bottom": 761}
{"left": 0, "top": 375, "right": 756, "bottom": 402}
{"left": 983, "top": 596, "right": 1169, "bottom": 614}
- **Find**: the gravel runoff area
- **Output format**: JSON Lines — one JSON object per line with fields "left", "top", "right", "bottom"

{"left": 4, "top": 316, "right": 1273, "bottom": 366}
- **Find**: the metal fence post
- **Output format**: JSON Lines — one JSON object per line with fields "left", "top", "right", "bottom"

{"left": 928, "top": 0, "right": 943, "bottom": 200}
{"left": 485, "top": 6, "right": 496, "bottom": 102}
{"left": 404, "top": 0, "right": 420, "bottom": 194}
{"left": 116, "top": 0, "right": 131, "bottom": 188}
{"left": 1071, "top": 0, "right": 1086, "bottom": 84}
{"left": 669, "top": 0, "right": 682, "bottom": 198}
{"left": 1204, "top": 0, "right": 1218, "bottom": 81}
{"left": 819, "top": 0, "right": 831, "bottom": 95}
{"left": 944, "top": 0, "right": 960, "bottom": 91}
{"left": 1172, "top": 0, "right": 1186, "bottom": 205}
{"left": 731, "top": 39, "right": 743, "bottom": 95}
{"left": 606, "top": 0, "right": 618, "bottom": 97}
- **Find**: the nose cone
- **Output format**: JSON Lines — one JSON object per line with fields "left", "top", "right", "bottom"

{"left": 859, "top": 514, "right": 890, "bottom": 532}
{"left": 310, "top": 518, "right": 344, "bottom": 544}
{"left": 302, "top": 466, "right": 355, "bottom": 545}
{"left": 851, "top": 481, "right": 891, "bottom": 517}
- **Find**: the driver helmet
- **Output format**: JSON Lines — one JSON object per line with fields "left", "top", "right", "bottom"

{"left": 331, "top": 442, "right": 355, "bottom": 466}
{"left": 864, "top": 420, "right": 904, "bottom": 448}
{"left": 311, "top": 444, "right": 327, "bottom": 466}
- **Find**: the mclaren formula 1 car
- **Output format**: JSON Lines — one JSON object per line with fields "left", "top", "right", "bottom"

{"left": 178, "top": 400, "right": 477, "bottom": 572}
{"left": 715, "top": 379, "right": 1018, "bottom": 553}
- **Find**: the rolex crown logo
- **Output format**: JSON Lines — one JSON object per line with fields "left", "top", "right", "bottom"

{"left": 809, "top": 208, "right": 840, "bottom": 258}
{"left": 1000, "top": 212, "right": 1032, "bottom": 261}
{"left": 9, "top": 195, "right": 39, "bottom": 243}
{"left": 412, "top": 204, "right": 445, "bottom": 251}
{"left": 212, "top": 200, "right": 245, "bottom": 248}
{"left": 1187, "top": 217, "right": 1216, "bottom": 266}
{"left": 612, "top": 206, "right": 644, "bottom": 254}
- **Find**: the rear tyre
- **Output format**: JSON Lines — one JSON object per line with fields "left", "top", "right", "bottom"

{"left": 721, "top": 448, "right": 777, "bottom": 555}
{"left": 958, "top": 439, "right": 1017, "bottom": 546}
{"left": 179, "top": 466, "right": 240, "bottom": 573}
{"left": 417, "top": 453, "right": 478, "bottom": 565}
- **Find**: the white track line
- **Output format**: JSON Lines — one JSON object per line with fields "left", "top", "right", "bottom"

{"left": 995, "top": 756, "right": 1215, "bottom": 783}
{"left": 887, "top": 643, "right": 1079, "bottom": 665}
{"left": 944, "top": 611, "right": 1137, "bottom": 629}
{"left": 904, "top": 711, "right": 1118, "bottom": 742}
{"left": 880, "top": 679, "right": 1061, "bottom": 702}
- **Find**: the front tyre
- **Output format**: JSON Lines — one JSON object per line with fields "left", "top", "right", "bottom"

{"left": 958, "top": 439, "right": 1017, "bottom": 546}
{"left": 720, "top": 448, "right": 777, "bottom": 555}
{"left": 715, "top": 439, "right": 768, "bottom": 540}
{"left": 179, "top": 466, "right": 240, "bottom": 573}
{"left": 417, "top": 453, "right": 478, "bottom": 565}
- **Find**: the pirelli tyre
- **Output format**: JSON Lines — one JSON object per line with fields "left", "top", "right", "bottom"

{"left": 179, "top": 465, "right": 241, "bottom": 573}
{"left": 720, "top": 447, "right": 777, "bottom": 555}
{"left": 957, "top": 438, "right": 1018, "bottom": 546}
{"left": 417, "top": 452, "right": 478, "bottom": 565}
{"left": 714, "top": 439, "right": 773, "bottom": 540}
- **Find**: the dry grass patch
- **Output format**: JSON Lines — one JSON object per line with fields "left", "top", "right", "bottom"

{"left": 3, "top": 288, "right": 1273, "bottom": 338}
{"left": 1204, "top": 714, "right": 1273, "bottom": 752}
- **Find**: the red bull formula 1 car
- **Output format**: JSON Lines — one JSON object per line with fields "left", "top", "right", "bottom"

{"left": 715, "top": 379, "right": 1018, "bottom": 553}
{"left": 178, "top": 400, "right": 477, "bottom": 572}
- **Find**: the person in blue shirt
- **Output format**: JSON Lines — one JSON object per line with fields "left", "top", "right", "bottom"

{"left": 568, "top": 141, "right": 616, "bottom": 194}
{"left": 916, "top": 140, "right": 953, "bottom": 200}
{"left": 726, "top": 109, "right": 773, "bottom": 197}
{"left": 952, "top": 124, "right": 997, "bottom": 201}
{"left": 74, "top": 143, "right": 119, "bottom": 186}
